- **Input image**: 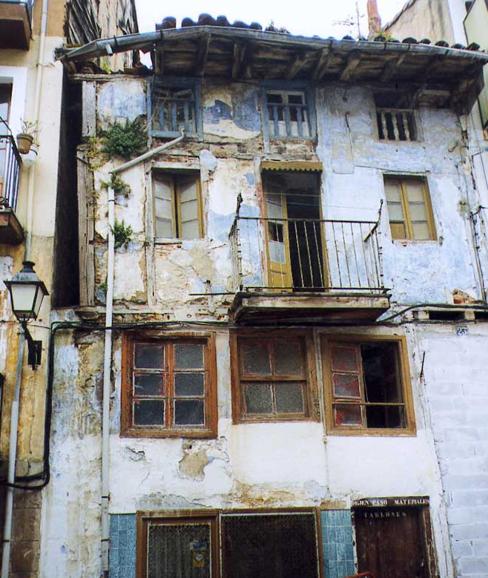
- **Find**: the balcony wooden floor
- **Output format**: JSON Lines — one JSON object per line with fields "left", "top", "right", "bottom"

{"left": 230, "top": 290, "right": 391, "bottom": 324}
{"left": 0, "top": 208, "right": 24, "bottom": 244}
{"left": 0, "top": 2, "right": 31, "bottom": 50}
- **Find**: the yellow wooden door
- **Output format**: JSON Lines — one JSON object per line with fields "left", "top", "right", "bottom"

{"left": 264, "top": 184, "right": 292, "bottom": 289}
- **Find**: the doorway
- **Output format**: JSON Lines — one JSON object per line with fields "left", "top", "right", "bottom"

{"left": 263, "top": 171, "right": 325, "bottom": 290}
{"left": 354, "top": 505, "right": 437, "bottom": 578}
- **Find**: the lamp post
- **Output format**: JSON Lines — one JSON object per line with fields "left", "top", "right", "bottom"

{"left": 4, "top": 260, "right": 49, "bottom": 369}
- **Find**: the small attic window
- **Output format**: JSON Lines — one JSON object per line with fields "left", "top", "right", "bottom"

{"left": 375, "top": 92, "right": 418, "bottom": 142}
{"left": 151, "top": 78, "right": 202, "bottom": 138}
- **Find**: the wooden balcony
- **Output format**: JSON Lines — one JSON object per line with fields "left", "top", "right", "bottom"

{"left": 229, "top": 212, "right": 390, "bottom": 324}
{"left": 0, "top": 1, "right": 33, "bottom": 50}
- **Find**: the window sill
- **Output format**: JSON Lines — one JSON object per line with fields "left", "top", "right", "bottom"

{"left": 326, "top": 427, "right": 416, "bottom": 437}
{"left": 233, "top": 415, "right": 319, "bottom": 425}
{"left": 121, "top": 428, "right": 217, "bottom": 439}
{"left": 154, "top": 237, "right": 204, "bottom": 245}
{"left": 391, "top": 239, "right": 438, "bottom": 246}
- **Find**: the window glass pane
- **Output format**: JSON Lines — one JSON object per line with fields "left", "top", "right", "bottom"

{"left": 174, "top": 400, "right": 204, "bottom": 425}
{"left": 332, "top": 373, "right": 361, "bottom": 398}
{"left": 288, "top": 93, "right": 305, "bottom": 105}
{"left": 181, "top": 219, "right": 200, "bottom": 240}
{"left": 241, "top": 341, "right": 271, "bottom": 375}
{"left": 245, "top": 383, "right": 273, "bottom": 414}
{"left": 334, "top": 404, "right": 362, "bottom": 427}
{"left": 330, "top": 345, "right": 360, "bottom": 372}
{"left": 179, "top": 179, "right": 198, "bottom": 203}
{"left": 135, "top": 344, "right": 164, "bottom": 369}
{"left": 405, "top": 180, "right": 425, "bottom": 203}
{"left": 384, "top": 179, "right": 402, "bottom": 202}
{"left": 412, "top": 221, "right": 431, "bottom": 240}
{"left": 175, "top": 373, "right": 204, "bottom": 396}
{"left": 267, "top": 93, "right": 283, "bottom": 104}
{"left": 409, "top": 203, "right": 428, "bottom": 221}
{"left": 275, "top": 382, "right": 304, "bottom": 413}
{"left": 175, "top": 343, "right": 204, "bottom": 369}
{"left": 388, "top": 201, "right": 404, "bottom": 221}
{"left": 180, "top": 199, "right": 199, "bottom": 223}
{"left": 134, "top": 373, "right": 164, "bottom": 397}
{"left": 390, "top": 222, "right": 407, "bottom": 240}
{"left": 134, "top": 400, "right": 164, "bottom": 426}
{"left": 148, "top": 522, "right": 212, "bottom": 578}
{"left": 156, "top": 217, "right": 174, "bottom": 238}
{"left": 273, "top": 339, "right": 305, "bottom": 376}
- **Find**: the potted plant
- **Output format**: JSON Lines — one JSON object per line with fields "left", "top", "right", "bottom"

{"left": 16, "top": 120, "right": 39, "bottom": 155}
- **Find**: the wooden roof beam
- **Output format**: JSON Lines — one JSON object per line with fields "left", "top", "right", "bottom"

{"left": 286, "top": 52, "right": 308, "bottom": 80}
{"left": 380, "top": 54, "right": 407, "bottom": 82}
{"left": 313, "top": 48, "right": 332, "bottom": 81}
{"left": 194, "top": 34, "right": 211, "bottom": 76}
{"left": 340, "top": 51, "right": 362, "bottom": 81}
{"left": 232, "top": 40, "right": 254, "bottom": 79}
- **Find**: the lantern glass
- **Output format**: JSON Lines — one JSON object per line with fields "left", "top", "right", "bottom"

{"left": 9, "top": 284, "right": 39, "bottom": 320}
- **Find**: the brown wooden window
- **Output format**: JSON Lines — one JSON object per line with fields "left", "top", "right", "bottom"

{"left": 122, "top": 334, "right": 217, "bottom": 438}
{"left": 231, "top": 332, "right": 318, "bottom": 423}
{"left": 322, "top": 336, "right": 415, "bottom": 435}
{"left": 153, "top": 172, "right": 203, "bottom": 240}
{"left": 384, "top": 176, "right": 436, "bottom": 241}
{"left": 137, "top": 509, "right": 320, "bottom": 578}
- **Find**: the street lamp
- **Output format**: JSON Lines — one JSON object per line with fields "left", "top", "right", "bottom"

{"left": 4, "top": 261, "right": 49, "bottom": 369}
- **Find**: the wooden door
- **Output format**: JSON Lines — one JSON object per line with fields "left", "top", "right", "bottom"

{"left": 264, "top": 185, "right": 293, "bottom": 289}
{"left": 354, "top": 507, "right": 435, "bottom": 578}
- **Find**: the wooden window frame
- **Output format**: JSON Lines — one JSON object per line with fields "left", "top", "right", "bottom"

{"left": 149, "top": 77, "right": 203, "bottom": 139}
{"left": 152, "top": 170, "right": 204, "bottom": 241}
{"left": 322, "top": 335, "right": 416, "bottom": 436}
{"left": 136, "top": 508, "right": 323, "bottom": 578}
{"left": 384, "top": 175, "right": 436, "bottom": 241}
{"left": 121, "top": 332, "right": 217, "bottom": 438}
{"left": 137, "top": 510, "right": 220, "bottom": 578}
{"left": 261, "top": 81, "right": 317, "bottom": 141}
{"left": 230, "top": 330, "right": 319, "bottom": 424}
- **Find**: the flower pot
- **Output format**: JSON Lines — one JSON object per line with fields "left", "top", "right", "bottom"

{"left": 16, "top": 133, "right": 34, "bottom": 155}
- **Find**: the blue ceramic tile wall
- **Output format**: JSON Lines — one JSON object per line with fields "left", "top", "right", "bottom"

{"left": 110, "top": 514, "right": 137, "bottom": 578}
{"left": 321, "top": 510, "right": 355, "bottom": 578}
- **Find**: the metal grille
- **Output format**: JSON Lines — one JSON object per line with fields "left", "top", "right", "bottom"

{"left": 0, "top": 132, "right": 22, "bottom": 211}
{"left": 222, "top": 512, "right": 319, "bottom": 578}
{"left": 147, "top": 522, "right": 212, "bottom": 578}
{"left": 230, "top": 213, "right": 385, "bottom": 293}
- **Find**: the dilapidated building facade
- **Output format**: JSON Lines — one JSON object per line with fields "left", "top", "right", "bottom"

{"left": 24, "top": 13, "right": 488, "bottom": 578}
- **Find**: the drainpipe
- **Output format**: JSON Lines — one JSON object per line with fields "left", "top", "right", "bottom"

{"left": 1, "top": 1, "right": 49, "bottom": 576}
{"left": 100, "top": 131, "right": 185, "bottom": 576}
{"left": 1, "top": 335, "right": 25, "bottom": 578}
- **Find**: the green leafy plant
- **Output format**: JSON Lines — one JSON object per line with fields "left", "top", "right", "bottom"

{"left": 101, "top": 118, "right": 147, "bottom": 160}
{"left": 101, "top": 173, "right": 131, "bottom": 197}
{"left": 111, "top": 219, "right": 133, "bottom": 250}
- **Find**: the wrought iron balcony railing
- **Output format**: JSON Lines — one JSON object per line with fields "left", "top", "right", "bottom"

{"left": 0, "top": 133, "right": 22, "bottom": 211}
{"left": 229, "top": 207, "right": 386, "bottom": 295}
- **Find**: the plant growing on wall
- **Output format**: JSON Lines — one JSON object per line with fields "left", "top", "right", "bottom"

{"left": 111, "top": 219, "right": 134, "bottom": 250}
{"left": 101, "top": 118, "right": 147, "bottom": 160}
{"left": 101, "top": 173, "right": 131, "bottom": 197}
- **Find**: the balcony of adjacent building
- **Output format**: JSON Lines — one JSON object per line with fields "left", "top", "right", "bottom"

{"left": 228, "top": 173, "right": 390, "bottom": 324}
{"left": 0, "top": 0, "right": 33, "bottom": 50}
{"left": 0, "top": 127, "right": 24, "bottom": 244}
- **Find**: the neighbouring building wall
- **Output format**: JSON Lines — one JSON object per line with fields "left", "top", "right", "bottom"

{"left": 418, "top": 323, "right": 488, "bottom": 578}
{"left": 386, "top": 0, "right": 456, "bottom": 43}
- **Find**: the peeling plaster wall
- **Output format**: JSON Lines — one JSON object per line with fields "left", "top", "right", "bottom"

{"left": 42, "top": 322, "right": 461, "bottom": 577}
{"left": 42, "top": 75, "right": 488, "bottom": 577}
